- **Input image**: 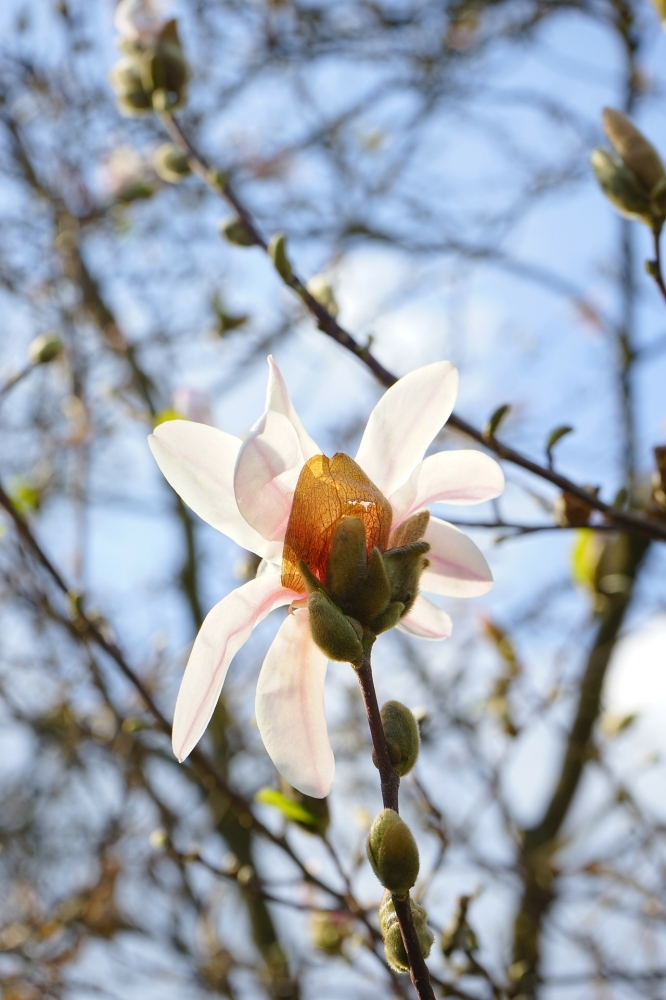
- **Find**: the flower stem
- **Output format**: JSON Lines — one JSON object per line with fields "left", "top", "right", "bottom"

{"left": 650, "top": 223, "right": 666, "bottom": 306}
{"left": 356, "top": 648, "right": 436, "bottom": 1000}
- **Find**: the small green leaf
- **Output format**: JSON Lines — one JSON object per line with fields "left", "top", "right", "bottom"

{"left": 546, "top": 425, "right": 574, "bottom": 459}
{"left": 9, "top": 476, "right": 41, "bottom": 515}
{"left": 255, "top": 788, "right": 319, "bottom": 828}
{"left": 484, "top": 404, "right": 510, "bottom": 440}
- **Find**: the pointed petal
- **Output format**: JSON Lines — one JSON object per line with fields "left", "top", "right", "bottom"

{"left": 234, "top": 411, "right": 303, "bottom": 542}
{"left": 389, "top": 451, "right": 504, "bottom": 526}
{"left": 149, "top": 420, "right": 278, "bottom": 558}
{"left": 397, "top": 594, "right": 452, "bottom": 640}
{"left": 256, "top": 610, "right": 334, "bottom": 798}
{"left": 355, "top": 362, "right": 459, "bottom": 497}
{"left": 266, "top": 356, "right": 320, "bottom": 460}
{"left": 420, "top": 516, "right": 494, "bottom": 597}
{"left": 173, "top": 574, "right": 293, "bottom": 763}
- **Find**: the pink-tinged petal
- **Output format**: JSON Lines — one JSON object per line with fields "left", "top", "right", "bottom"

{"left": 234, "top": 411, "right": 303, "bottom": 542}
{"left": 256, "top": 610, "right": 334, "bottom": 798}
{"left": 420, "top": 516, "right": 493, "bottom": 598}
{"left": 390, "top": 451, "right": 504, "bottom": 526}
{"left": 173, "top": 574, "right": 294, "bottom": 763}
{"left": 398, "top": 595, "right": 453, "bottom": 640}
{"left": 149, "top": 420, "right": 279, "bottom": 559}
{"left": 355, "top": 361, "right": 459, "bottom": 497}
{"left": 266, "top": 356, "right": 320, "bottom": 460}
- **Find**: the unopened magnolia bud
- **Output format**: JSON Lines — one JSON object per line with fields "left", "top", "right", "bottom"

{"left": 28, "top": 333, "right": 63, "bottom": 365}
{"left": 268, "top": 232, "right": 293, "bottom": 282}
{"left": 142, "top": 20, "right": 189, "bottom": 102}
{"left": 602, "top": 108, "right": 665, "bottom": 192}
{"left": 220, "top": 217, "right": 254, "bottom": 247}
{"left": 367, "top": 809, "right": 419, "bottom": 897}
{"left": 306, "top": 273, "right": 339, "bottom": 316}
{"left": 372, "top": 701, "right": 421, "bottom": 777}
{"left": 379, "top": 890, "right": 433, "bottom": 973}
{"left": 382, "top": 541, "right": 430, "bottom": 616}
{"left": 153, "top": 143, "right": 190, "bottom": 182}
{"left": 307, "top": 590, "right": 363, "bottom": 663}
{"left": 311, "top": 910, "right": 352, "bottom": 955}
{"left": 109, "top": 58, "right": 152, "bottom": 115}
{"left": 652, "top": 0, "right": 666, "bottom": 24}
{"left": 590, "top": 148, "right": 651, "bottom": 219}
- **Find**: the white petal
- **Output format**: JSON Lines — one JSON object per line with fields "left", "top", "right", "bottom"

{"left": 149, "top": 420, "right": 279, "bottom": 559}
{"left": 234, "top": 411, "right": 303, "bottom": 542}
{"left": 420, "top": 516, "right": 493, "bottom": 597}
{"left": 173, "top": 574, "right": 293, "bottom": 762}
{"left": 397, "top": 595, "right": 452, "bottom": 640}
{"left": 266, "top": 356, "right": 320, "bottom": 460}
{"left": 355, "top": 361, "right": 459, "bottom": 497}
{"left": 389, "top": 451, "right": 504, "bottom": 526}
{"left": 256, "top": 610, "right": 334, "bottom": 798}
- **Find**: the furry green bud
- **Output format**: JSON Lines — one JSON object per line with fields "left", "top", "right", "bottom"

{"left": 109, "top": 58, "right": 152, "bottom": 115}
{"left": 590, "top": 148, "right": 651, "bottom": 220}
{"left": 367, "top": 809, "right": 419, "bottom": 897}
{"left": 268, "top": 232, "right": 293, "bottom": 282}
{"left": 220, "top": 217, "right": 254, "bottom": 247}
{"left": 652, "top": 176, "right": 666, "bottom": 217}
{"left": 382, "top": 541, "right": 430, "bottom": 616}
{"left": 142, "top": 20, "right": 189, "bottom": 102}
{"left": 372, "top": 701, "right": 420, "bottom": 776}
{"left": 307, "top": 590, "right": 363, "bottom": 663}
{"left": 379, "top": 890, "right": 434, "bottom": 973}
{"left": 602, "top": 108, "right": 665, "bottom": 192}
{"left": 28, "top": 333, "right": 63, "bottom": 365}
{"left": 325, "top": 517, "right": 367, "bottom": 605}
{"left": 153, "top": 143, "right": 191, "bottom": 183}
{"left": 371, "top": 600, "right": 404, "bottom": 635}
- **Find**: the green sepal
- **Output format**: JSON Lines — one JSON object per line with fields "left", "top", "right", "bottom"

{"left": 297, "top": 560, "right": 324, "bottom": 595}
{"left": 325, "top": 517, "right": 367, "bottom": 606}
{"left": 350, "top": 546, "right": 392, "bottom": 624}
{"left": 371, "top": 601, "right": 404, "bottom": 635}
{"left": 382, "top": 541, "right": 430, "bottom": 616}
{"left": 307, "top": 591, "right": 363, "bottom": 663}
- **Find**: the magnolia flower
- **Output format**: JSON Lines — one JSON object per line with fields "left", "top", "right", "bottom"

{"left": 149, "top": 358, "right": 503, "bottom": 797}
{"left": 114, "top": 0, "right": 168, "bottom": 42}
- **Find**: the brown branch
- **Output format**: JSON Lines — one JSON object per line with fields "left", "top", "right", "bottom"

{"left": 511, "top": 533, "right": 650, "bottom": 996}
{"left": 159, "top": 113, "right": 666, "bottom": 546}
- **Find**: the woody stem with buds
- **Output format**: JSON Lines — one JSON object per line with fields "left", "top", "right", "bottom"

{"left": 356, "top": 644, "right": 436, "bottom": 1000}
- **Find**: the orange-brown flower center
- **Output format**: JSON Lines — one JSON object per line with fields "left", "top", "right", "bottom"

{"left": 281, "top": 453, "right": 393, "bottom": 593}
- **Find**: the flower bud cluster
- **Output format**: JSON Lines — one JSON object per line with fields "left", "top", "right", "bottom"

{"left": 300, "top": 515, "right": 430, "bottom": 664}
{"left": 591, "top": 109, "right": 666, "bottom": 226}
{"left": 367, "top": 809, "right": 419, "bottom": 897}
{"left": 372, "top": 701, "right": 421, "bottom": 776}
{"left": 378, "top": 890, "right": 434, "bottom": 973}
{"left": 110, "top": 14, "right": 189, "bottom": 117}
